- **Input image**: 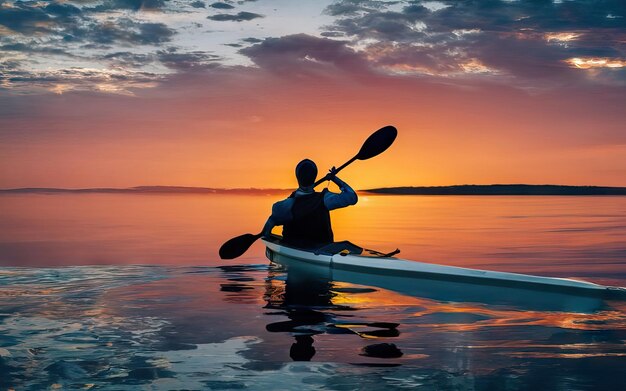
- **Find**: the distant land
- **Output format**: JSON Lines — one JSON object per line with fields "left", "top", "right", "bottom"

{"left": 1, "top": 184, "right": 626, "bottom": 196}
{"left": 364, "top": 184, "right": 626, "bottom": 196}
{"left": 0, "top": 186, "right": 290, "bottom": 195}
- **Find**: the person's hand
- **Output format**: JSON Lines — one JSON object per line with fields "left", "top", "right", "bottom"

{"left": 325, "top": 166, "right": 338, "bottom": 181}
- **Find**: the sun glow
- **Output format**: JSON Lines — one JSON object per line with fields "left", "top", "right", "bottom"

{"left": 51, "top": 84, "right": 72, "bottom": 95}
{"left": 545, "top": 32, "right": 581, "bottom": 42}
{"left": 460, "top": 58, "right": 496, "bottom": 74}
{"left": 566, "top": 57, "right": 626, "bottom": 69}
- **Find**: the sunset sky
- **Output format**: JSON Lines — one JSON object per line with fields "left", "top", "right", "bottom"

{"left": 1, "top": 0, "right": 625, "bottom": 189}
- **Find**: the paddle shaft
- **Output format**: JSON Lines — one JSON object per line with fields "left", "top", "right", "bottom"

{"left": 312, "top": 156, "right": 357, "bottom": 188}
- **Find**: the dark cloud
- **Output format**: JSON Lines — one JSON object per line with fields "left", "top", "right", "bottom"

{"left": 2, "top": 0, "right": 623, "bottom": 96}
{"left": 0, "top": 59, "right": 22, "bottom": 73}
{"left": 90, "top": 0, "right": 169, "bottom": 12}
{"left": 102, "top": 51, "right": 155, "bottom": 68}
{"left": 0, "top": 0, "right": 223, "bottom": 94}
{"left": 364, "top": 41, "right": 464, "bottom": 74}
{"left": 83, "top": 21, "right": 176, "bottom": 45}
{"left": 331, "top": 8, "right": 430, "bottom": 43}
{"left": 0, "top": 42, "right": 75, "bottom": 57}
{"left": 44, "top": 2, "right": 82, "bottom": 20}
{"left": 324, "top": 2, "right": 368, "bottom": 17}
{"left": 467, "top": 35, "right": 577, "bottom": 80}
{"left": 134, "top": 22, "right": 176, "bottom": 44}
{"left": 240, "top": 34, "right": 368, "bottom": 76}
{"left": 0, "top": 65, "right": 160, "bottom": 95}
{"left": 210, "top": 2, "right": 235, "bottom": 10}
{"left": 423, "top": 0, "right": 626, "bottom": 33}
{"left": 0, "top": 2, "right": 53, "bottom": 34}
{"left": 323, "top": 0, "right": 626, "bottom": 85}
{"left": 324, "top": 0, "right": 396, "bottom": 17}
{"left": 207, "top": 11, "right": 263, "bottom": 22}
{"left": 0, "top": 1, "right": 176, "bottom": 47}
{"left": 320, "top": 31, "right": 346, "bottom": 38}
{"left": 157, "top": 48, "right": 221, "bottom": 70}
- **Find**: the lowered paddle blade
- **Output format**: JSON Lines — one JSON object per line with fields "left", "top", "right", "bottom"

{"left": 356, "top": 125, "right": 397, "bottom": 160}
{"left": 219, "top": 233, "right": 262, "bottom": 259}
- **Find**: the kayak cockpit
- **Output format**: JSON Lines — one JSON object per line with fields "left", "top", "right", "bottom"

{"left": 263, "top": 234, "right": 398, "bottom": 258}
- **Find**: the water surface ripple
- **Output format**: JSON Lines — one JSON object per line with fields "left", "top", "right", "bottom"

{"left": 1, "top": 264, "right": 625, "bottom": 390}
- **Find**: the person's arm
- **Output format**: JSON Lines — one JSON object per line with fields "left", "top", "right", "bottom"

{"left": 323, "top": 169, "right": 358, "bottom": 211}
{"left": 262, "top": 217, "right": 277, "bottom": 238}
{"left": 262, "top": 198, "right": 294, "bottom": 237}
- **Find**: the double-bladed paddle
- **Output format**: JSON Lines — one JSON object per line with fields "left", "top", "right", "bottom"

{"left": 218, "top": 125, "right": 398, "bottom": 260}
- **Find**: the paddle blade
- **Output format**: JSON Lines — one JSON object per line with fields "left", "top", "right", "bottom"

{"left": 356, "top": 125, "right": 398, "bottom": 160}
{"left": 219, "top": 233, "right": 261, "bottom": 260}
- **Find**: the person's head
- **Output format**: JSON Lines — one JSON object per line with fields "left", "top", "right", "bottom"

{"left": 295, "top": 159, "right": 317, "bottom": 188}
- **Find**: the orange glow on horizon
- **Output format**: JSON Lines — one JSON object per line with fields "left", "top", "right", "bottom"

{"left": 1, "top": 66, "right": 625, "bottom": 189}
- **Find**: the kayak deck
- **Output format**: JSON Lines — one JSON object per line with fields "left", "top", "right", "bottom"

{"left": 262, "top": 238, "right": 619, "bottom": 297}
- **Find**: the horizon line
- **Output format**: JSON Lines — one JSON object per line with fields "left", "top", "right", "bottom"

{"left": 2, "top": 184, "right": 626, "bottom": 193}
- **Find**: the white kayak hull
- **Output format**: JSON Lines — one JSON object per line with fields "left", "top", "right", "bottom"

{"left": 262, "top": 239, "right": 620, "bottom": 298}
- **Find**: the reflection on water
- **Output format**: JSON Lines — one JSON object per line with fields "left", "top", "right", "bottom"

{"left": 1, "top": 193, "right": 625, "bottom": 388}
{"left": 1, "top": 264, "right": 625, "bottom": 389}
{"left": 0, "top": 193, "right": 625, "bottom": 286}
{"left": 263, "top": 262, "right": 403, "bottom": 362}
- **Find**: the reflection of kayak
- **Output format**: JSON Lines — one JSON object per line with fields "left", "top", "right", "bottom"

{"left": 262, "top": 236, "right": 625, "bottom": 300}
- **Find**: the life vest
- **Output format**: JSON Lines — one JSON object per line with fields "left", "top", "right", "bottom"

{"left": 282, "top": 189, "right": 334, "bottom": 248}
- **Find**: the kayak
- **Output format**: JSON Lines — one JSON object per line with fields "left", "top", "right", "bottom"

{"left": 262, "top": 236, "right": 625, "bottom": 299}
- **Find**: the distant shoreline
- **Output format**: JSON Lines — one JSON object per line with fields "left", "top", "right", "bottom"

{"left": 0, "top": 186, "right": 290, "bottom": 195}
{"left": 1, "top": 184, "right": 626, "bottom": 196}
{"left": 363, "top": 185, "right": 626, "bottom": 196}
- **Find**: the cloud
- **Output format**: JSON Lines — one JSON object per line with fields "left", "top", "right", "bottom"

{"left": 324, "top": 0, "right": 398, "bottom": 17}
{"left": 322, "top": 0, "right": 626, "bottom": 86}
{"left": 239, "top": 34, "right": 368, "bottom": 77}
{"left": 157, "top": 48, "right": 222, "bottom": 70}
{"left": 567, "top": 57, "right": 626, "bottom": 69}
{"left": 1, "top": 0, "right": 624, "bottom": 96}
{"left": 0, "top": 0, "right": 198, "bottom": 94}
{"left": 207, "top": 11, "right": 263, "bottom": 22}
{"left": 89, "top": 0, "right": 169, "bottom": 12}
{"left": 242, "top": 37, "right": 262, "bottom": 43}
{"left": 417, "top": 0, "right": 625, "bottom": 33}
{"left": 0, "top": 2, "right": 54, "bottom": 34}
{"left": 0, "top": 66, "right": 161, "bottom": 95}
{"left": 210, "top": 2, "right": 235, "bottom": 10}
{"left": 320, "top": 31, "right": 346, "bottom": 38}
{"left": 78, "top": 20, "right": 176, "bottom": 46}
{"left": 0, "top": 42, "right": 76, "bottom": 57}
{"left": 44, "top": 2, "right": 82, "bottom": 21}
{"left": 133, "top": 22, "right": 176, "bottom": 44}
{"left": 0, "top": 58, "right": 22, "bottom": 75}
{"left": 0, "top": 1, "right": 176, "bottom": 46}
{"left": 102, "top": 51, "right": 156, "bottom": 68}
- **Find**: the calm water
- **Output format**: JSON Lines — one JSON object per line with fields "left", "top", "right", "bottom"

{"left": 1, "top": 194, "right": 625, "bottom": 389}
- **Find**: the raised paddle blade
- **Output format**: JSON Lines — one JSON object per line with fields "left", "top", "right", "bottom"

{"left": 219, "top": 233, "right": 262, "bottom": 260}
{"left": 356, "top": 125, "right": 397, "bottom": 160}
